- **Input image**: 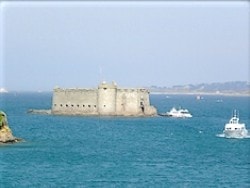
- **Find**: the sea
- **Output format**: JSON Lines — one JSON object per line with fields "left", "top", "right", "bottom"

{"left": 0, "top": 92, "right": 249, "bottom": 187}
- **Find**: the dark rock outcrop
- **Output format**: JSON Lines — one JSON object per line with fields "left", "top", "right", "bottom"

{"left": 27, "top": 109, "right": 51, "bottom": 115}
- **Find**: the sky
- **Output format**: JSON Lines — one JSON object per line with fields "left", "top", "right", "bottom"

{"left": 0, "top": 1, "right": 249, "bottom": 91}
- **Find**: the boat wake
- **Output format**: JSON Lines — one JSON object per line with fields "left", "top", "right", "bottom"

{"left": 216, "top": 133, "right": 250, "bottom": 139}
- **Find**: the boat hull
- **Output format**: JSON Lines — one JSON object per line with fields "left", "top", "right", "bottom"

{"left": 158, "top": 113, "right": 192, "bottom": 118}
{"left": 223, "top": 129, "right": 248, "bottom": 138}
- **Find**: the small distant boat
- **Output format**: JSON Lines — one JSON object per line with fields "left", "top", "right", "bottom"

{"left": 159, "top": 107, "right": 192, "bottom": 118}
{"left": 196, "top": 95, "right": 203, "bottom": 100}
{"left": 216, "top": 99, "right": 223, "bottom": 103}
{"left": 0, "top": 88, "right": 8, "bottom": 93}
{"left": 223, "top": 110, "right": 248, "bottom": 138}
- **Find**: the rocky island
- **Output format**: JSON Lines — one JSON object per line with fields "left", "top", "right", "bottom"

{"left": 0, "top": 111, "right": 22, "bottom": 143}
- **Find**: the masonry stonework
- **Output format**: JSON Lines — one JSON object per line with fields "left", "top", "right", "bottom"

{"left": 52, "top": 82, "right": 157, "bottom": 116}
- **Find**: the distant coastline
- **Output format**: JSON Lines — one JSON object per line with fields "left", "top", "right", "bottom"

{"left": 150, "top": 91, "right": 250, "bottom": 97}
{"left": 1, "top": 81, "right": 249, "bottom": 96}
{"left": 1, "top": 91, "right": 249, "bottom": 97}
{"left": 148, "top": 81, "right": 250, "bottom": 96}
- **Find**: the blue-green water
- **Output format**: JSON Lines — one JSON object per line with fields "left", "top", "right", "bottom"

{"left": 1, "top": 93, "right": 250, "bottom": 187}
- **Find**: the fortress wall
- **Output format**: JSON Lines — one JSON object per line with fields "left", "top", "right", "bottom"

{"left": 116, "top": 88, "right": 156, "bottom": 116}
{"left": 116, "top": 89, "right": 142, "bottom": 116}
{"left": 138, "top": 89, "right": 150, "bottom": 106}
{"left": 52, "top": 88, "right": 98, "bottom": 115}
{"left": 138, "top": 90, "right": 157, "bottom": 116}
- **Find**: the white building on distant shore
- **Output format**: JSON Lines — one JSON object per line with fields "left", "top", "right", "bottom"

{"left": 0, "top": 88, "right": 8, "bottom": 93}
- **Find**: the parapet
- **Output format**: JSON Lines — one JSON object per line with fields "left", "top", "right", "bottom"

{"left": 98, "top": 81, "right": 117, "bottom": 89}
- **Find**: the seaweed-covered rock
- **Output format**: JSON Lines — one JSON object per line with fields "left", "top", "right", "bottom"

{"left": 0, "top": 111, "right": 22, "bottom": 143}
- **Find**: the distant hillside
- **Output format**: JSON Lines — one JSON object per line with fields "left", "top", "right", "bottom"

{"left": 148, "top": 81, "right": 250, "bottom": 95}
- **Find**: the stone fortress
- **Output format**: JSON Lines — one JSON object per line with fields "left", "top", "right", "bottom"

{"left": 52, "top": 82, "right": 157, "bottom": 116}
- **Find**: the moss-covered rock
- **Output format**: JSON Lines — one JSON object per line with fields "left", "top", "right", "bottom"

{"left": 0, "top": 111, "right": 22, "bottom": 143}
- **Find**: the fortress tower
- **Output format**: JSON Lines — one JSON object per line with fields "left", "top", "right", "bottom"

{"left": 97, "top": 81, "right": 117, "bottom": 115}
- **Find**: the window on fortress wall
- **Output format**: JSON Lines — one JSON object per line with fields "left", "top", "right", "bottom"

{"left": 104, "top": 105, "right": 106, "bottom": 107}
{"left": 83, "top": 105, "right": 85, "bottom": 107}
{"left": 71, "top": 104, "right": 74, "bottom": 107}
{"left": 88, "top": 105, "right": 91, "bottom": 108}
{"left": 77, "top": 104, "right": 79, "bottom": 107}
{"left": 60, "top": 104, "right": 63, "bottom": 107}
{"left": 94, "top": 105, "right": 96, "bottom": 108}
{"left": 103, "top": 88, "right": 107, "bottom": 90}
{"left": 54, "top": 104, "right": 57, "bottom": 107}
{"left": 66, "top": 104, "right": 69, "bottom": 107}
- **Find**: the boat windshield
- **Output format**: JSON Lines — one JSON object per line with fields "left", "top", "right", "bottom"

{"left": 229, "top": 117, "right": 239, "bottom": 124}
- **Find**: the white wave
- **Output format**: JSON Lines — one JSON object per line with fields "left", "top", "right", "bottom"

{"left": 216, "top": 133, "right": 225, "bottom": 138}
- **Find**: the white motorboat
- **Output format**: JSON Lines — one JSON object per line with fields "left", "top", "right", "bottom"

{"left": 159, "top": 107, "right": 192, "bottom": 118}
{"left": 223, "top": 110, "right": 248, "bottom": 138}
